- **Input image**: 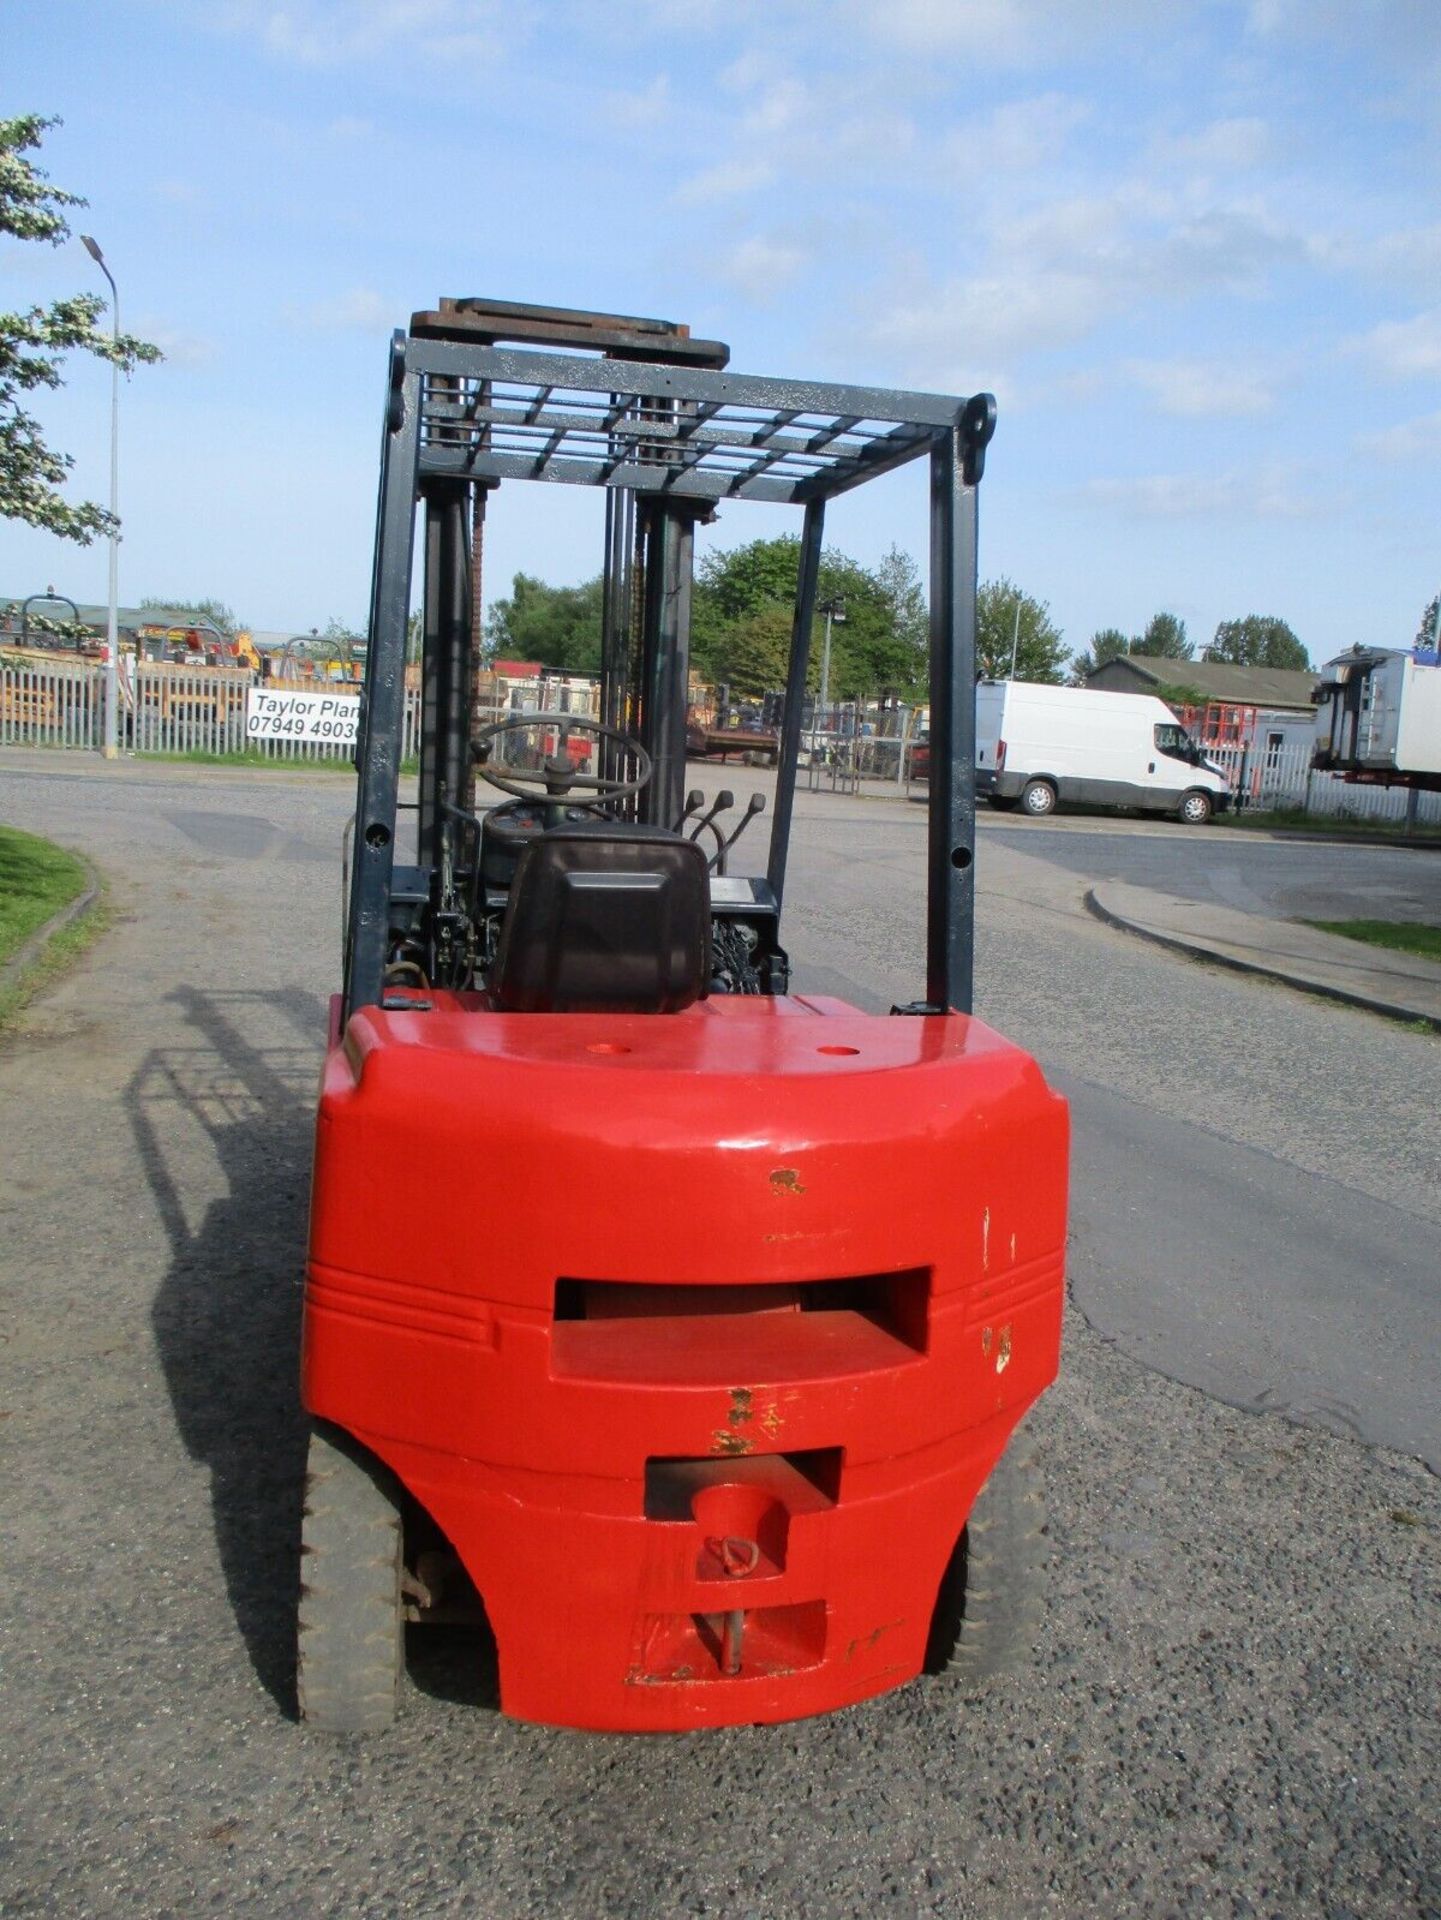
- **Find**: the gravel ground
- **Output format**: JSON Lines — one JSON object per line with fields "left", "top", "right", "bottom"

{"left": 0, "top": 754, "right": 1437, "bottom": 1919}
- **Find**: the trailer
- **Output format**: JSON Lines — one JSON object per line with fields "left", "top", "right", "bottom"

{"left": 296, "top": 297, "right": 1069, "bottom": 1735}
{"left": 1312, "top": 645, "right": 1441, "bottom": 790}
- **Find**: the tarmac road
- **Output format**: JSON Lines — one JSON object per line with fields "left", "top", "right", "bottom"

{"left": 779, "top": 805, "right": 1441, "bottom": 1472}
{"left": 983, "top": 811, "right": 1441, "bottom": 927}
{"left": 1, "top": 753, "right": 1437, "bottom": 1920}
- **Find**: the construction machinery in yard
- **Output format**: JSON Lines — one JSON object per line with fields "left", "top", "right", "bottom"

{"left": 297, "top": 298, "right": 1069, "bottom": 1734}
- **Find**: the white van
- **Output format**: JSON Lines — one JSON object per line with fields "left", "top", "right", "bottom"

{"left": 974, "top": 681, "right": 1231, "bottom": 824}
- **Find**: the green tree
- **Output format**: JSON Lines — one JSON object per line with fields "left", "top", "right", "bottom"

{"left": 694, "top": 534, "right": 929, "bottom": 699}
{"left": 1415, "top": 595, "right": 1440, "bottom": 650}
{"left": 141, "top": 595, "right": 241, "bottom": 637}
{"left": 1135, "top": 611, "right": 1191, "bottom": 659}
{"left": 1208, "top": 615, "right": 1308, "bottom": 670}
{"left": 1, "top": 116, "right": 161, "bottom": 543}
{"left": 712, "top": 603, "right": 793, "bottom": 697}
{"left": 484, "top": 571, "right": 604, "bottom": 673}
{"left": 977, "top": 578, "right": 1066, "bottom": 683}
{"left": 1069, "top": 626, "right": 1130, "bottom": 683}
{"left": 871, "top": 544, "right": 929, "bottom": 696}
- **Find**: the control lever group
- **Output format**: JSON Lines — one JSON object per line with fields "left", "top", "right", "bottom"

{"left": 670, "top": 789, "right": 767, "bottom": 873}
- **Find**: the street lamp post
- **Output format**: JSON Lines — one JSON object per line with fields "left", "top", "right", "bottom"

{"left": 80, "top": 235, "right": 121, "bottom": 760}
{"left": 817, "top": 595, "right": 845, "bottom": 748}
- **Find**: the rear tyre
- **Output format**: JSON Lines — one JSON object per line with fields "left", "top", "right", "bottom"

{"left": 297, "top": 1423, "right": 403, "bottom": 1733}
{"left": 1020, "top": 779, "right": 1057, "bottom": 818}
{"left": 1178, "top": 789, "right": 1213, "bottom": 825}
{"left": 925, "top": 1425, "right": 1047, "bottom": 1684}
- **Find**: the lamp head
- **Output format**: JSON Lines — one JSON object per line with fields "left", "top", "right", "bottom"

{"left": 81, "top": 234, "right": 105, "bottom": 266}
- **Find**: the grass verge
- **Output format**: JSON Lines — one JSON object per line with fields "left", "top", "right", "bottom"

{"left": 134, "top": 748, "right": 355, "bottom": 771}
{"left": 1225, "top": 807, "right": 1437, "bottom": 839}
{"left": 1304, "top": 919, "right": 1441, "bottom": 964}
{"left": 0, "top": 824, "right": 106, "bottom": 1030}
{"left": 0, "top": 823, "right": 88, "bottom": 964}
{"left": 133, "top": 749, "right": 419, "bottom": 774}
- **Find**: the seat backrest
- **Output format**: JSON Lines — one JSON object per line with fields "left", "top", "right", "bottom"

{"left": 489, "top": 827, "right": 711, "bottom": 1014}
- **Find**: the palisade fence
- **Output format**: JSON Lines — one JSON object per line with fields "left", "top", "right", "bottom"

{"left": 1202, "top": 739, "right": 1441, "bottom": 825}
{"left": 3, "top": 655, "right": 1440, "bottom": 826}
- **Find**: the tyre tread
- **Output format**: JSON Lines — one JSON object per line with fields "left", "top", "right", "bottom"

{"left": 925, "top": 1426, "right": 1047, "bottom": 1685}
{"left": 296, "top": 1423, "right": 403, "bottom": 1734}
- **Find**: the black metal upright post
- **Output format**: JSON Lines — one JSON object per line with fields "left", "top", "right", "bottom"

{"left": 345, "top": 337, "right": 421, "bottom": 1020}
{"left": 600, "top": 487, "right": 635, "bottom": 797}
{"left": 926, "top": 422, "right": 980, "bottom": 1014}
{"left": 417, "top": 478, "right": 471, "bottom": 865}
{"left": 637, "top": 502, "right": 697, "bottom": 829}
{"left": 767, "top": 498, "right": 824, "bottom": 907}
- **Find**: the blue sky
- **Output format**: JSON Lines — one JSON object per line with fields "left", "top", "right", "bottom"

{"left": 4, "top": 0, "right": 1440, "bottom": 664}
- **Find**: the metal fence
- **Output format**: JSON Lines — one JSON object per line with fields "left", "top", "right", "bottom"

{"left": 0, "top": 655, "right": 103, "bottom": 749}
{"left": 1205, "top": 740, "right": 1441, "bottom": 825}
{"left": 3, "top": 656, "right": 1440, "bottom": 827}
{"left": 0, "top": 658, "right": 427, "bottom": 762}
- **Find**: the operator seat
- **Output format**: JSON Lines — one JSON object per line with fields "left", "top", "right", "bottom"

{"left": 488, "top": 825, "right": 711, "bottom": 1014}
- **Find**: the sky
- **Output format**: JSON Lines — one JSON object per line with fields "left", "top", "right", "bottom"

{"left": 4, "top": 0, "right": 1440, "bottom": 667}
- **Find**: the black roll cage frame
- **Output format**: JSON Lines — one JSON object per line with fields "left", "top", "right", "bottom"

{"left": 343, "top": 304, "right": 996, "bottom": 1025}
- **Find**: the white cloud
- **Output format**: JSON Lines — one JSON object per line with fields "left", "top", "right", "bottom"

{"left": 871, "top": 264, "right": 1110, "bottom": 372}
{"left": 1318, "top": 225, "right": 1441, "bottom": 300}
{"left": 1156, "top": 206, "right": 1306, "bottom": 295}
{"left": 674, "top": 159, "right": 775, "bottom": 207}
{"left": 1128, "top": 358, "right": 1276, "bottom": 417}
{"left": 842, "top": 0, "right": 1187, "bottom": 63}
{"left": 1353, "top": 308, "right": 1441, "bottom": 379}
{"left": 136, "top": 323, "right": 216, "bottom": 369}
{"left": 1356, "top": 409, "right": 1441, "bottom": 462}
{"left": 605, "top": 73, "right": 672, "bottom": 130}
{"left": 713, "top": 236, "right": 810, "bottom": 304}
{"left": 212, "top": 0, "right": 513, "bottom": 66}
{"left": 1248, "top": 0, "right": 1441, "bottom": 58}
{"left": 153, "top": 178, "right": 203, "bottom": 206}
{"left": 944, "top": 92, "right": 1091, "bottom": 175}
{"left": 294, "top": 287, "right": 394, "bottom": 330}
{"left": 1084, "top": 466, "right": 1323, "bottom": 519}
{"left": 865, "top": 188, "right": 1305, "bottom": 388}
{"left": 1153, "top": 116, "right": 1273, "bottom": 173}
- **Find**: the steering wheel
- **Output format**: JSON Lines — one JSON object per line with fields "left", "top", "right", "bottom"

{"left": 471, "top": 712, "right": 652, "bottom": 806}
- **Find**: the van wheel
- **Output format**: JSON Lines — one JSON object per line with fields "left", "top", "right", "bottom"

{"left": 297, "top": 1423, "right": 404, "bottom": 1733}
{"left": 925, "top": 1425, "right": 1047, "bottom": 1683}
{"left": 1020, "top": 779, "right": 1057, "bottom": 818}
{"left": 1178, "top": 790, "right": 1213, "bottom": 825}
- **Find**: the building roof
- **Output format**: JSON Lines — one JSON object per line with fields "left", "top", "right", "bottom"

{"left": 1086, "top": 655, "right": 1318, "bottom": 710}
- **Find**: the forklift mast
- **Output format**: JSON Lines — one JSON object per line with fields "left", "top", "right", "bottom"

{"left": 344, "top": 297, "right": 996, "bottom": 1023}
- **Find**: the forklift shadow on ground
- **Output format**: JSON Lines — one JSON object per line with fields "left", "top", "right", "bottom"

{"left": 133, "top": 982, "right": 503, "bottom": 1716}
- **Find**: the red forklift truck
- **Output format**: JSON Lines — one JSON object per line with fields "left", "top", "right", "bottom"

{"left": 298, "top": 299, "right": 1069, "bottom": 1733}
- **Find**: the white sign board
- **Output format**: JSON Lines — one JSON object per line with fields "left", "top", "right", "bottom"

{"left": 245, "top": 686, "right": 361, "bottom": 745}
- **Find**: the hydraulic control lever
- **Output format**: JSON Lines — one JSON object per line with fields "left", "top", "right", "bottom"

{"left": 672, "top": 788, "right": 706, "bottom": 833}
{"left": 688, "top": 790, "right": 733, "bottom": 862}
{"left": 710, "top": 792, "right": 767, "bottom": 874}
